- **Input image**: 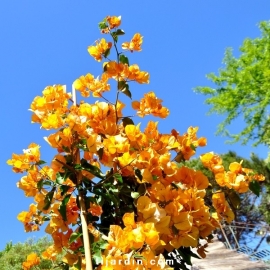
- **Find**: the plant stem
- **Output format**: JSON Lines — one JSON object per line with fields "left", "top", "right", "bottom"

{"left": 110, "top": 31, "right": 121, "bottom": 125}
{"left": 75, "top": 147, "right": 93, "bottom": 270}
{"left": 72, "top": 84, "right": 92, "bottom": 270}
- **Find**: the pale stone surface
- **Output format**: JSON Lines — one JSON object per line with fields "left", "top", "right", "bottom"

{"left": 190, "top": 238, "right": 270, "bottom": 270}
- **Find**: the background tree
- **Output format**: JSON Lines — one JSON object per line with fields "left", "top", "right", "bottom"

{"left": 0, "top": 237, "right": 63, "bottom": 270}
{"left": 195, "top": 21, "right": 270, "bottom": 147}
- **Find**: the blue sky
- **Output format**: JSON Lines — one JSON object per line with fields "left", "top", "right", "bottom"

{"left": 1, "top": 1, "right": 270, "bottom": 249}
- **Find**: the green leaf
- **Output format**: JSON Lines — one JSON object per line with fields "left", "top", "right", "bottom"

{"left": 56, "top": 171, "right": 72, "bottom": 185}
{"left": 81, "top": 138, "right": 87, "bottom": 145}
{"left": 115, "top": 29, "right": 125, "bottom": 36}
{"left": 120, "top": 82, "right": 132, "bottom": 99}
{"left": 177, "top": 248, "right": 192, "bottom": 266}
{"left": 227, "top": 189, "right": 241, "bottom": 209}
{"left": 120, "top": 185, "right": 132, "bottom": 194}
{"left": 59, "top": 194, "right": 71, "bottom": 222}
{"left": 99, "top": 240, "right": 108, "bottom": 250}
{"left": 108, "top": 186, "right": 119, "bottom": 193}
{"left": 249, "top": 180, "right": 261, "bottom": 196}
{"left": 96, "top": 195, "right": 104, "bottom": 204}
{"left": 36, "top": 160, "right": 46, "bottom": 165}
{"left": 133, "top": 254, "right": 146, "bottom": 260}
{"left": 93, "top": 188, "right": 105, "bottom": 196}
{"left": 114, "top": 173, "right": 123, "bottom": 184}
{"left": 86, "top": 196, "right": 97, "bottom": 203}
{"left": 98, "top": 21, "right": 107, "bottom": 30}
{"left": 108, "top": 192, "right": 120, "bottom": 206}
{"left": 37, "top": 180, "right": 43, "bottom": 191}
{"left": 56, "top": 173, "right": 65, "bottom": 185}
{"left": 97, "top": 148, "right": 104, "bottom": 160}
{"left": 60, "top": 185, "right": 70, "bottom": 196}
{"left": 172, "top": 225, "right": 179, "bottom": 236}
{"left": 111, "top": 32, "right": 118, "bottom": 43}
{"left": 182, "top": 247, "right": 201, "bottom": 260}
{"left": 103, "top": 63, "right": 108, "bottom": 72}
{"left": 190, "top": 144, "right": 196, "bottom": 151}
{"left": 77, "top": 144, "right": 87, "bottom": 150}
{"left": 118, "top": 81, "right": 126, "bottom": 90}
{"left": 44, "top": 180, "right": 53, "bottom": 186}
{"left": 131, "top": 192, "right": 140, "bottom": 199}
{"left": 121, "top": 85, "right": 132, "bottom": 99}
{"left": 92, "top": 239, "right": 108, "bottom": 250}
{"left": 104, "top": 48, "right": 111, "bottom": 58}
{"left": 138, "top": 184, "right": 146, "bottom": 195}
{"left": 90, "top": 216, "right": 100, "bottom": 222}
{"left": 135, "top": 168, "right": 143, "bottom": 181}
{"left": 207, "top": 234, "right": 214, "bottom": 241}
{"left": 42, "top": 216, "right": 50, "bottom": 222}
{"left": 121, "top": 205, "right": 134, "bottom": 213}
{"left": 74, "top": 164, "right": 82, "bottom": 170}
{"left": 69, "top": 232, "right": 82, "bottom": 244}
{"left": 167, "top": 252, "right": 189, "bottom": 270}
{"left": 62, "top": 146, "right": 70, "bottom": 153}
{"left": 119, "top": 54, "right": 129, "bottom": 65}
{"left": 43, "top": 187, "right": 56, "bottom": 210}
{"left": 81, "top": 158, "right": 105, "bottom": 179}
{"left": 64, "top": 155, "right": 72, "bottom": 163}
{"left": 92, "top": 249, "right": 103, "bottom": 265}
{"left": 61, "top": 263, "right": 70, "bottom": 270}
{"left": 74, "top": 257, "right": 82, "bottom": 270}
{"left": 122, "top": 117, "right": 134, "bottom": 127}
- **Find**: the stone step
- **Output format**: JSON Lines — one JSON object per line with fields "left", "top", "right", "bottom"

{"left": 190, "top": 238, "right": 269, "bottom": 270}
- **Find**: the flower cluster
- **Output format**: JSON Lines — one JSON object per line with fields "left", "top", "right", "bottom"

{"left": 104, "top": 62, "right": 149, "bottom": 84}
{"left": 7, "top": 143, "right": 40, "bottom": 173}
{"left": 73, "top": 73, "right": 110, "bottom": 98}
{"left": 200, "top": 152, "right": 264, "bottom": 193}
{"left": 8, "top": 15, "right": 265, "bottom": 270}
{"left": 122, "top": 33, "right": 143, "bottom": 52}
{"left": 22, "top": 253, "right": 40, "bottom": 270}
{"left": 88, "top": 39, "right": 112, "bottom": 62}
{"left": 30, "top": 85, "right": 71, "bottom": 129}
{"left": 132, "top": 92, "right": 169, "bottom": 118}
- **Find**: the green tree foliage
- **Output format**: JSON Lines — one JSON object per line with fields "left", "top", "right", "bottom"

{"left": 195, "top": 21, "right": 270, "bottom": 147}
{"left": 185, "top": 151, "right": 270, "bottom": 248}
{"left": 0, "top": 237, "right": 62, "bottom": 270}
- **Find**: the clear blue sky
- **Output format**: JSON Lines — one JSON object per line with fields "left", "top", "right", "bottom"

{"left": 1, "top": 1, "right": 270, "bottom": 249}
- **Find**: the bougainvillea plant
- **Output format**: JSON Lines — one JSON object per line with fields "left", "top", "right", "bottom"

{"left": 7, "top": 16, "right": 265, "bottom": 270}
